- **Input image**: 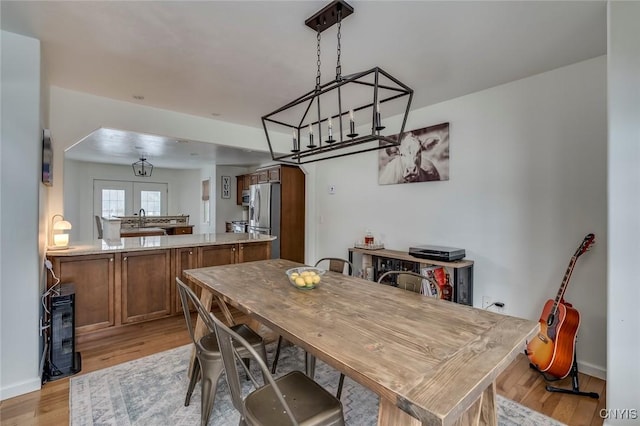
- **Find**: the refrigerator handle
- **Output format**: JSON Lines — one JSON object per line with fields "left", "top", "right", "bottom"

{"left": 248, "top": 193, "right": 254, "bottom": 222}
{"left": 255, "top": 186, "right": 261, "bottom": 224}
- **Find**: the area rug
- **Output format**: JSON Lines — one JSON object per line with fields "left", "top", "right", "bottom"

{"left": 70, "top": 344, "right": 566, "bottom": 426}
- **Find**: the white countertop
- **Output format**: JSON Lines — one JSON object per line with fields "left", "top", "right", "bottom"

{"left": 46, "top": 233, "right": 276, "bottom": 257}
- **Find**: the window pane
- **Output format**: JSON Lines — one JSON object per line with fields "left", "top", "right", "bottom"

{"left": 141, "top": 190, "right": 161, "bottom": 216}
{"left": 102, "top": 189, "right": 125, "bottom": 217}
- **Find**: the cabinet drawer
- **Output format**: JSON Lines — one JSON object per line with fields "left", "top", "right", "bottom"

{"left": 174, "top": 226, "right": 192, "bottom": 235}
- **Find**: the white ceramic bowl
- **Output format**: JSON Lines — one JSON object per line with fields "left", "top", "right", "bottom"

{"left": 285, "top": 267, "right": 325, "bottom": 290}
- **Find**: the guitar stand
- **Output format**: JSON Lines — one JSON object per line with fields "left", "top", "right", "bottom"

{"left": 529, "top": 352, "right": 599, "bottom": 399}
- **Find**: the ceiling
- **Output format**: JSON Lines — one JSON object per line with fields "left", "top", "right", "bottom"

{"left": 1, "top": 1, "right": 607, "bottom": 167}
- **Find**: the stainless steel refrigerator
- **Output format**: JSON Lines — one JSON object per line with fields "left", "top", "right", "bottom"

{"left": 248, "top": 182, "right": 281, "bottom": 259}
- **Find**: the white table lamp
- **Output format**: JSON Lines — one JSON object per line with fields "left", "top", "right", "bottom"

{"left": 50, "top": 214, "right": 72, "bottom": 250}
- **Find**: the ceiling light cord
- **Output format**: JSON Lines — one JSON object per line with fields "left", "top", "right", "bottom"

{"left": 316, "top": 26, "right": 322, "bottom": 90}
{"left": 336, "top": 7, "right": 342, "bottom": 80}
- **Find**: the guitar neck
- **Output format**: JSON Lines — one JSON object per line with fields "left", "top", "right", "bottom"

{"left": 552, "top": 256, "right": 577, "bottom": 312}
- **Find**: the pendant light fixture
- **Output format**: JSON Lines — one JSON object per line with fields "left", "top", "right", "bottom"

{"left": 132, "top": 157, "right": 153, "bottom": 177}
{"left": 262, "top": 0, "right": 413, "bottom": 164}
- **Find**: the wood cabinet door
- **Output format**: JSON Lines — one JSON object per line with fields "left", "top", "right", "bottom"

{"left": 243, "top": 174, "right": 252, "bottom": 190}
{"left": 250, "top": 174, "right": 258, "bottom": 185}
{"left": 121, "top": 249, "right": 172, "bottom": 324}
{"left": 279, "top": 165, "right": 306, "bottom": 263}
{"left": 238, "top": 242, "right": 271, "bottom": 263}
{"left": 257, "top": 170, "right": 269, "bottom": 183}
{"left": 198, "top": 244, "right": 237, "bottom": 267}
{"left": 174, "top": 247, "right": 199, "bottom": 313}
{"left": 173, "top": 226, "right": 192, "bottom": 235}
{"left": 268, "top": 167, "right": 281, "bottom": 182}
{"left": 236, "top": 175, "right": 244, "bottom": 205}
{"left": 52, "top": 254, "right": 115, "bottom": 334}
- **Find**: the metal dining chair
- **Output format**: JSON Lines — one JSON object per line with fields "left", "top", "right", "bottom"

{"left": 95, "top": 215, "right": 103, "bottom": 239}
{"left": 176, "top": 278, "right": 268, "bottom": 426}
{"left": 377, "top": 270, "right": 442, "bottom": 298}
{"left": 210, "top": 296, "right": 346, "bottom": 426}
{"left": 314, "top": 257, "right": 353, "bottom": 276}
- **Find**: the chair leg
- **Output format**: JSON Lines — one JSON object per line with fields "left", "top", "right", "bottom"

{"left": 199, "top": 359, "right": 225, "bottom": 426}
{"left": 305, "top": 352, "right": 316, "bottom": 379}
{"left": 259, "top": 344, "right": 269, "bottom": 383}
{"left": 242, "top": 358, "right": 251, "bottom": 381}
{"left": 185, "top": 358, "right": 201, "bottom": 406}
{"left": 271, "top": 335, "right": 283, "bottom": 374}
{"left": 336, "top": 373, "right": 345, "bottom": 399}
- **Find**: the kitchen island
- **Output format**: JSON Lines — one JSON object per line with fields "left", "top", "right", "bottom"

{"left": 46, "top": 233, "right": 274, "bottom": 341}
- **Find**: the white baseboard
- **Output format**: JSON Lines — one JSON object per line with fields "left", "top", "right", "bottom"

{"left": 0, "top": 377, "right": 41, "bottom": 401}
{"left": 578, "top": 359, "right": 606, "bottom": 380}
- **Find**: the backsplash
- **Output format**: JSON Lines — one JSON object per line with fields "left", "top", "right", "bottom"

{"left": 118, "top": 215, "right": 189, "bottom": 229}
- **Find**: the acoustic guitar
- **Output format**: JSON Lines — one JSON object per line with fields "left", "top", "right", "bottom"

{"left": 526, "top": 233, "right": 595, "bottom": 379}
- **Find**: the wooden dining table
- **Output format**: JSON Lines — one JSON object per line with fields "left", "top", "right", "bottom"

{"left": 183, "top": 258, "right": 538, "bottom": 426}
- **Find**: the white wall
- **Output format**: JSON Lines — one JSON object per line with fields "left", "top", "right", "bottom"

{"left": 0, "top": 31, "right": 42, "bottom": 399}
{"left": 63, "top": 160, "right": 202, "bottom": 241}
{"left": 606, "top": 2, "right": 640, "bottom": 423}
{"left": 313, "top": 57, "right": 608, "bottom": 377}
{"left": 215, "top": 166, "right": 251, "bottom": 232}
{"left": 175, "top": 168, "right": 202, "bottom": 234}
{"left": 200, "top": 165, "right": 216, "bottom": 234}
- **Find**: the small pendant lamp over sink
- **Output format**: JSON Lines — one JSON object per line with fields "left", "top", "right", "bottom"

{"left": 132, "top": 157, "right": 153, "bottom": 177}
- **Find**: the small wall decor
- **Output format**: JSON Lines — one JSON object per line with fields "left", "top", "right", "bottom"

{"left": 221, "top": 176, "right": 231, "bottom": 199}
{"left": 42, "top": 129, "right": 53, "bottom": 186}
{"left": 202, "top": 179, "right": 210, "bottom": 224}
{"left": 378, "top": 122, "right": 450, "bottom": 185}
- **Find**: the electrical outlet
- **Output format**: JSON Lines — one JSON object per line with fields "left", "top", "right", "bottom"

{"left": 482, "top": 296, "right": 505, "bottom": 313}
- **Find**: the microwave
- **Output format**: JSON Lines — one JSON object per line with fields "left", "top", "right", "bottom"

{"left": 241, "top": 190, "right": 250, "bottom": 207}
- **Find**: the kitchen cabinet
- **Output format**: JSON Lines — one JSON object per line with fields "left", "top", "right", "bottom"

{"left": 257, "top": 170, "right": 269, "bottom": 183}
{"left": 121, "top": 249, "right": 172, "bottom": 324}
{"left": 247, "top": 164, "right": 305, "bottom": 262}
{"left": 198, "top": 244, "right": 237, "bottom": 267}
{"left": 165, "top": 226, "right": 193, "bottom": 235}
{"left": 46, "top": 235, "right": 274, "bottom": 342}
{"left": 236, "top": 175, "right": 244, "bottom": 205}
{"left": 238, "top": 241, "right": 272, "bottom": 263}
{"left": 278, "top": 165, "right": 306, "bottom": 263}
{"left": 268, "top": 167, "right": 280, "bottom": 182}
{"left": 174, "top": 247, "right": 198, "bottom": 313}
{"left": 236, "top": 174, "right": 253, "bottom": 205}
{"left": 48, "top": 254, "right": 115, "bottom": 334}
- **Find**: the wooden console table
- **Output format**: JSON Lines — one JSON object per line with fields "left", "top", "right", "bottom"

{"left": 348, "top": 247, "right": 474, "bottom": 305}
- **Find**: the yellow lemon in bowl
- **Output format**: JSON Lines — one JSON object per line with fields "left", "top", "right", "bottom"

{"left": 294, "top": 277, "right": 306, "bottom": 287}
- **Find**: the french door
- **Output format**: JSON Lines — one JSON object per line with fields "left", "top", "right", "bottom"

{"left": 93, "top": 180, "right": 168, "bottom": 237}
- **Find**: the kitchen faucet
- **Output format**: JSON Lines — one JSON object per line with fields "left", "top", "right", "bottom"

{"left": 138, "top": 208, "right": 146, "bottom": 227}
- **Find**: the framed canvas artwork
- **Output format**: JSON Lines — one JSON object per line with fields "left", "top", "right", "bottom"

{"left": 378, "top": 122, "right": 450, "bottom": 185}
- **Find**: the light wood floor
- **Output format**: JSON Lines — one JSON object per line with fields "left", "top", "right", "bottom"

{"left": 0, "top": 314, "right": 606, "bottom": 426}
